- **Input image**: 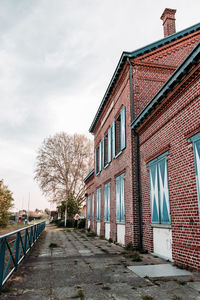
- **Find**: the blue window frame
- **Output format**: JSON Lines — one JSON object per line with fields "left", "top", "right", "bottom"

{"left": 88, "top": 195, "right": 91, "bottom": 220}
{"left": 104, "top": 182, "right": 110, "bottom": 221}
{"left": 102, "top": 128, "right": 112, "bottom": 168}
{"left": 95, "top": 107, "right": 126, "bottom": 176}
{"left": 92, "top": 193, "right": 94, "bottom": 220}
{"left": 96, "top": 188, "right": 101, "bottom": 221}
{"left": 148, "top": 151, "right": 171, "bottom": 224}
{"left": 112, "top": 106, "right": 126, "bottom": 158}
{"left": 95, "top": 142, "right": 102, "bottom": 175}
{"left": 116, "top": 173, "right": 125, "bottom": 222}
{"left": 188, "top": 132, "right": 200, "bottom": 216}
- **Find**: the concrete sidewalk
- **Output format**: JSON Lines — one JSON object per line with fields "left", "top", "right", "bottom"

{"left": 1, "top": 225, "right": 200, "bottom": 300}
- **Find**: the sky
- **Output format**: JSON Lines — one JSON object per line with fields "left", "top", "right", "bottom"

{"left": 0, "top": 0, "right": 199, "bottom": 211}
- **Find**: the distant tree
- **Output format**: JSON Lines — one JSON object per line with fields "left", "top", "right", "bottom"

{"left": 0, "top": 180, "right": 14, "bottom": 227}
{"left": 58, "top": 194, "right": 80, "bottom": 219}
{"left": 34, "top": 132, "right": 93, "bottom": 224}
{"left": 44, "top": 208, "right": 50, "bottom": 215}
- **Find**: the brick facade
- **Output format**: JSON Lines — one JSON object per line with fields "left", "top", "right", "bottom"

{"left": 136, "top": 61, "right": 200, "bottom": 271}
{"left": 84, "top": 10, "right": 200, "bottom": 270}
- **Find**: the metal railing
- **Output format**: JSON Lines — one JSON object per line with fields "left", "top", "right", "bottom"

{"left": 0, "top": 221, "right": 45, "bottom": 294}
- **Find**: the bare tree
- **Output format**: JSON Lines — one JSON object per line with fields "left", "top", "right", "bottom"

{"left": 34, "top": 132, "right": 93, "bottom": 224}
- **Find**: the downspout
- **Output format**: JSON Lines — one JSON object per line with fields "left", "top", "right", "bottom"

{"left": 127, "top": 58, "right": 134, "bottom": 121}
{"left": 127, "top": 58, "right": 143, "bottom": 250}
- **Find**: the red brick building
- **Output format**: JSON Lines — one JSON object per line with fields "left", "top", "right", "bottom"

{"left": 84, "top": 9, "right": 200, "bottom": 270}
{"left": 132, "top": 42, "right": 200, "bottom": 270}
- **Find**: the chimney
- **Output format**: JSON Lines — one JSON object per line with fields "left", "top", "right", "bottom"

{"left": 160, "top": 8, "right": 176, "bottom": 37}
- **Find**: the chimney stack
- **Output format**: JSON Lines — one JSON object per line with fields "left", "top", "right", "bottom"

{"left": 160, "top": 8, "right": 176, "bottom": 37}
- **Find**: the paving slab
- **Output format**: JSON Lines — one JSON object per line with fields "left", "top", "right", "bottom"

{"left": 128, "top": 264, "right": 192, "bottom": 278}
{"left": 1, "top": 224, "right": 199, "bottom": 300}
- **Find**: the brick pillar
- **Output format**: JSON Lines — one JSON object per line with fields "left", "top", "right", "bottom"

{"left": 160, "top": 8, "right": 176, "bottom": 37}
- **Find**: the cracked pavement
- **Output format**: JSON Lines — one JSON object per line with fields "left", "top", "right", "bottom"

{"left": 1, "top": 224, "right": 200, "bottom": 300}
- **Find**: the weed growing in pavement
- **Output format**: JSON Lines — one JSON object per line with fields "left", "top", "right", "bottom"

{"left": 102, "top": 286, "right": 111, "bottom": 290}
{"left": 100, "top": 248, "right": 109, "bottom": 253}
{"left": 172, "top": 295, "right": 182, "bottom": 300}
{"left": 86, "top": 232, "right": 97, "bottom": 237}
{"left": 108, "top": 238, "right": 113, "bottom": 243}
{"left": 176, "top": 280, "right": 186, "bottom": 286}
{"left": 49, "top": 243, "right": 58, "bottom": 248}
{"left": 1, "top": 287, "right": 11, "bottom": 293}
{"left": 122, "top": 251, "right": 142, "bottom": 262}
{"left": 141, "top": 295, "right": 154, "bottom": 300}
{"left": 125, "top": 242, "right": 134, "bottom": 251}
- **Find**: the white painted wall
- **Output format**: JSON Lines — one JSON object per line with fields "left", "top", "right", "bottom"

{"left": 87, "top": 220, "right": 90, "bottom": 229}
{"left": 153, "top": 227, "right": 172, "bottom": 261}
{"left": 97, "top": 222, "right": 101, "bottom": 236}
{"left": 117, "top": 224, "right": 125, "bottom": 246}
{"left": 105, "top": 223, "right": 110, "bottom": 240}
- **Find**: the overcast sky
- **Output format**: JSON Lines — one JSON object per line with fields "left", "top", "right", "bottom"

{"left": 0, "top": 0, "right": 199, "bottom": 211}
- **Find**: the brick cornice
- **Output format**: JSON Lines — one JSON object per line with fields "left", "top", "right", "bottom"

{"left": 136, "top": 65, "right": 200, "bottom": 137}
{"left": 132, "top": 60, "right": 176, "bottom": 71}
{"left": 185, "top": 125, "right": 200, "bottom": 140}
{"left": 138, "top": 32, "right": 200, "bottom": 61}
{"left": 146, "top": 144, "right": 171, "bottom": 164}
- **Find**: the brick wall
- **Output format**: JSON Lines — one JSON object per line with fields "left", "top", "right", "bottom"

{"left": 85, "top": 29, "right": 200, "bottom": 254}
{"left": 93, "top": 70, "right": 136, "bottom": 244}
{"left": 137, "top": 70, "right": 200, "bottom": 271}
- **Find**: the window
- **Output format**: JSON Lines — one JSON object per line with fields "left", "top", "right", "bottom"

{"left": 92, "top": 193, "right": 94, "bottom": 220}
{"left": 104, "top": 133, "right": 108, "bottom": 166}
{"left": 88, "top": 195, "right": 91, "bottom": 220}
{"left": 115, "top": 114, "right": 121, "bottom": 154}
{"left": 95, "top": 106, "right": 126, "bottom": 176}
{"left": 104, "top": 182, "right": 110, "bottom": 221}
{"left": 103, "top": 128, "right": 112, "bottom": 168}
{"left": 96, "top": 188, "right": 101, "bottom": 221}
{"left": 95, "top": 142, "right": 102, "bottom": 175}
{"left": 189, "top": 132, "right": 200, "bottom": 216}
{"left": 112, "top": 106, "right": 126, "bottom": 158}
{"left": 116, "top": 173, "right": 125, "bottom": 222}
{"left": 148, "top": 152, "right": 170, "bottom": 224}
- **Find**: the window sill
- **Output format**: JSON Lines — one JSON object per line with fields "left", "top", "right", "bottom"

{"left": 151, "top": 223, "right": 171, "bottom": 229}
{"left": 104, "top": 221, "right": 110, "bottom": 223}
{"left": 96, "top": 171, "right": 101, "bottom": 176}
{"left": 116, "top": 222, "right": 125, "bottom": 225}
{"left": 115, "top": 150, "right": 122, "bottom": 159}
{"left": 104, "top": 163, "right": 110, "bottom": 169}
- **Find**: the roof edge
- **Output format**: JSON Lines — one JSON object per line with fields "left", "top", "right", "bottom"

{"left": 131, "top": 41, "right": 200, "bottom": 130}
{"left": 89, "top": 22, "right": 200, "bottom": 133}
{"left": 84, "top": 169, "right": 94, "bottom": 183}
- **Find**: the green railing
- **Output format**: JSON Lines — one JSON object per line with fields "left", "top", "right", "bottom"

{"left": 0, "top": 221, "right": 45, "bottom": 294}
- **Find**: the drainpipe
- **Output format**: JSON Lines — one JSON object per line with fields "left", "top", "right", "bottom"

{"left": 135, "top": 132, "right": 143, "bottom": 250}
{"left": 127, "top": 58, "right": 143, "bottom": 250}
{"left": 127, "top": 58, "right": 134, "bottom": 121}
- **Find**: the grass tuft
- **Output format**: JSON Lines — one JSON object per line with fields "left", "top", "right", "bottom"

{"left": 141, "top": 295, "right": 154, "bottom": 300}
{"left": 49, "top": 243, "right": 58, "bottom": 248}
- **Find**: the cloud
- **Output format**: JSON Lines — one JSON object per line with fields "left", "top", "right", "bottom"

{"left": 0, "top": 0, "right": 199, "bottom": 210}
